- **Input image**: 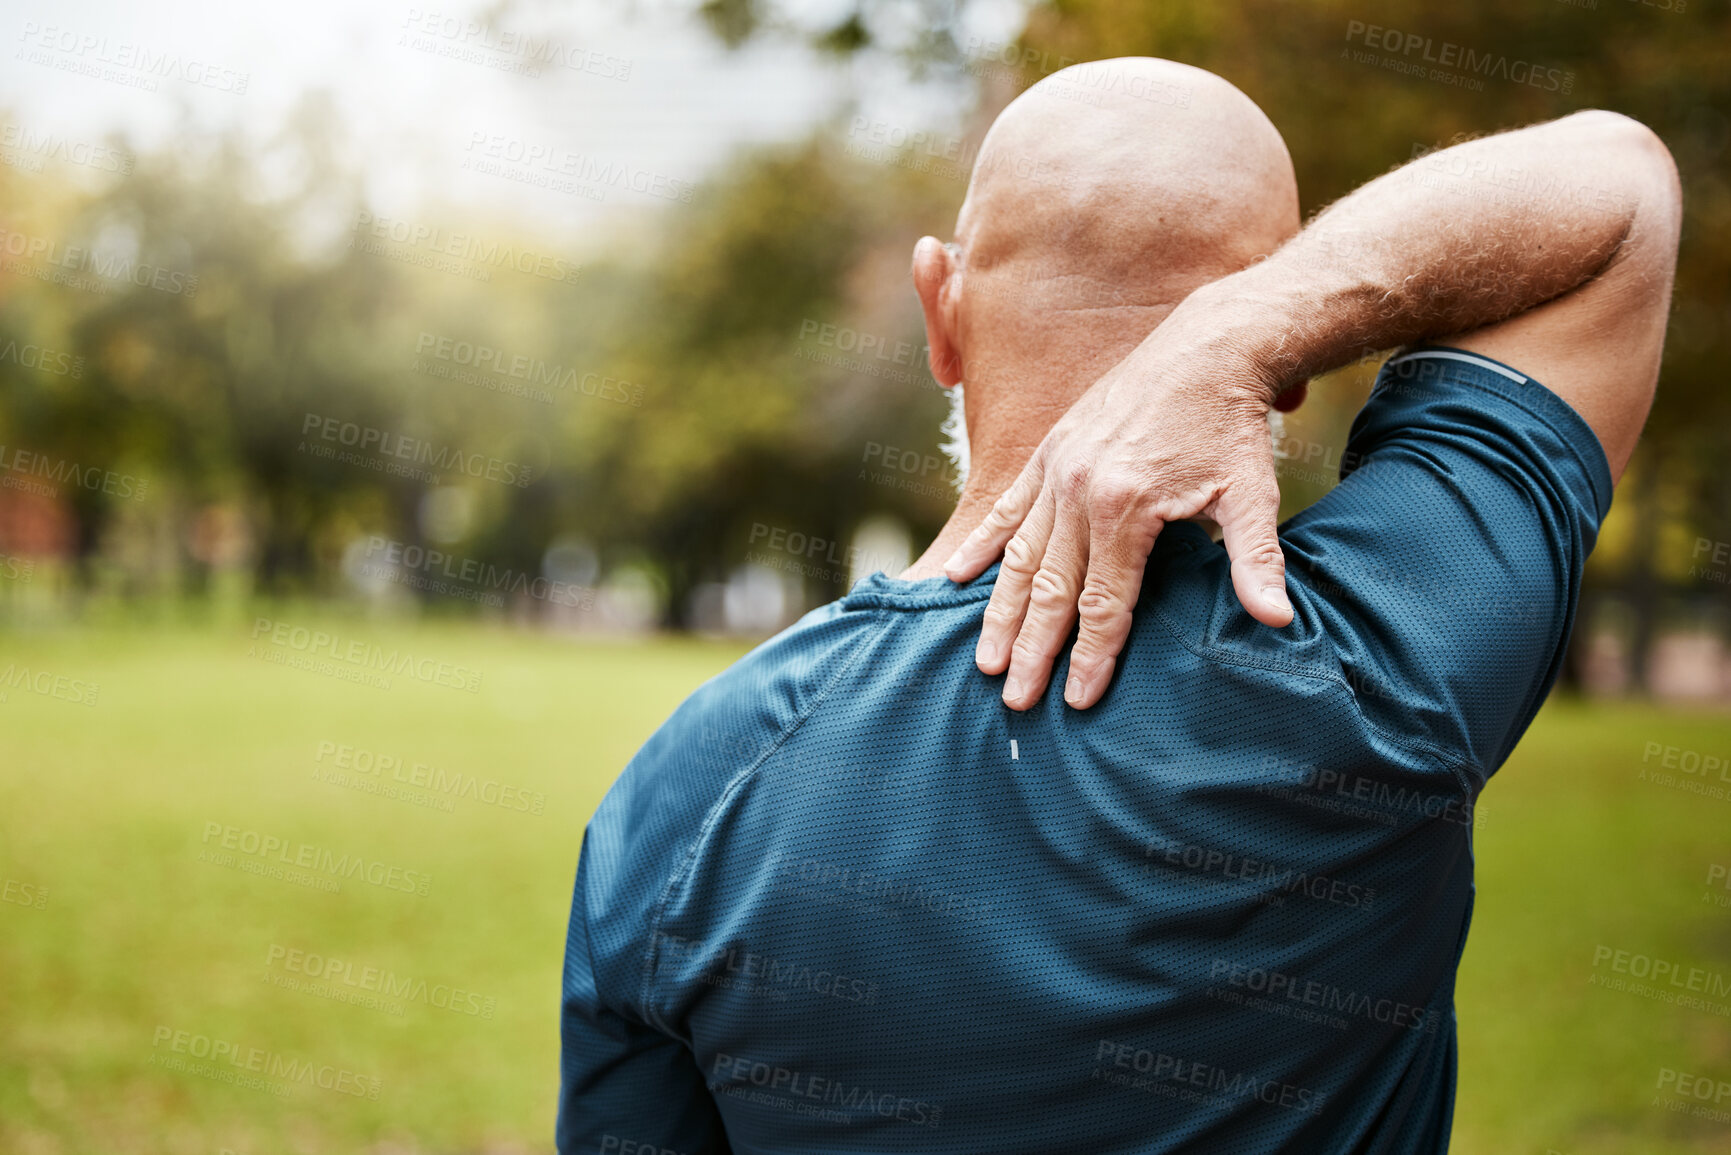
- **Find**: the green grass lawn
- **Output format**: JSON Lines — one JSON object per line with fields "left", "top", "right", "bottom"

{"left": 1, "top": 616, "right": 1727, "bottom": 1154}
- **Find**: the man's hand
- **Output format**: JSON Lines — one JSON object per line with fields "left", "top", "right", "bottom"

{"left": 943, "top": 292, "right": 1299, "bottom": 711}
{"left": 941, "top": 111, "right": 1671, "bottom": 714}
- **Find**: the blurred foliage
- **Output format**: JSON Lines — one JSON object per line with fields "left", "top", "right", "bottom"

{"left": 1, "top": 0, "right": 1728, "bottom": 652}
{"left": 0, "top": 99, "right": 959, "bottom": 623}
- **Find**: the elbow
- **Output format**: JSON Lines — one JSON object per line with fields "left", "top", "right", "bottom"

{"left": 1563, "top": 110, "right": 1682, "bottom": 226}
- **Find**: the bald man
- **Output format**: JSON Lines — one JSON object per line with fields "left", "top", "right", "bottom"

{"left": 558, "top": 59, "right": 1679, "bottom": 1154}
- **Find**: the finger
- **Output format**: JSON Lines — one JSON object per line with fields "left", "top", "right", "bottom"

{"left": 944, "top": 457, "right": 1045, "bottom": 582}
{"left": 1065, "top": 510, "right": 1162, "bottom": 709}
{"left": 1216, "top": 468, "right": 1292, "bottom": 629}
{"left": 974, "top": 489, "right": 1056, "bottom": 676}
{"left": 1001, "top": 508, "right": 1090, "bottom": 711}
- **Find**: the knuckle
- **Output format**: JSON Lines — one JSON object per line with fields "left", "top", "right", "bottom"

{"left": 980, "top": 602, "right": 1020, "bottom": 630}
{"left": 1090, "top": 475, "right": 1141, "bottom": 518}
{"left": 1237, "top": 542, "right": 1286, "bottom": 573}
{"left": 1076, "top": 585, "right": 1130, "bottom": 627}
{"left": 1028, "top": 568, "right": 1074, "bottom": 610}
{"left": 1060, "top": 457, "right": 1093, "bottom": 492}
{"left": 1069, "top": 638, "right": 1113, "bottom": 668}
{"left": 1001, "top": 535, "right": 1041, "bottom": 575}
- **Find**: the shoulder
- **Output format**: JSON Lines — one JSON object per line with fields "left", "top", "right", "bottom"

{"left": 579, "top": 598, "right": 887, "bottom": 993}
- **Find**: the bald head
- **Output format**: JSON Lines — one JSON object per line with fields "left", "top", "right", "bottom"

{"left": 912, "top": 58, "right": 1298, "bottom": 489}
{"left": 959, "top": 59, "right": 1297, "bottom": 313}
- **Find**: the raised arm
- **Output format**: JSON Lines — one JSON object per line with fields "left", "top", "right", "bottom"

{"left": 947, "top": 110, "right": 1680, "bottom": 711}
{"left": 1199, "top": 109, "right": 1679, "bottom": 477}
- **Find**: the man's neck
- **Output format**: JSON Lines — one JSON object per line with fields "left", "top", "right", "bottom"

{"left": 901, "top": 456, "right": 1032, "bottom": 580}
{"left": 896, "top": 318, "right": 1174, "bottom": 582}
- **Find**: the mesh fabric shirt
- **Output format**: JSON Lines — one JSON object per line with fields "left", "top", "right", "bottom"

{"left": 558, "top": 347, "right": 1613, "bottom": 1154}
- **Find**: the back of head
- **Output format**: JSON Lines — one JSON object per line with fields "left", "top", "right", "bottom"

{"left": 951, "top": 59, "right": 1299, "bottom": 389}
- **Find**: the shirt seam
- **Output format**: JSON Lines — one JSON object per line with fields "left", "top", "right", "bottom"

{"left": 1370, "top": 346, "right": 1613, "bottom": 520}
{"left": 1145, "top": 601, "right": 1480, "bottom": 798}
{"left": 634, "top": 606, "right": 895, "bottom": 1031}
{"left": 843, "top": 578, "right": 998, "bottom": 612}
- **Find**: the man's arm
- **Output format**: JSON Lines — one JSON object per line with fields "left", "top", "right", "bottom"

{"left": 557, "top": 836, "right": 731, "bottom": 1154}
{"left": 1204, "top": 108, "right": 1679, "bottom": 479}
{"left": 945, "top": 110, "right": 1681, "bottom": 711}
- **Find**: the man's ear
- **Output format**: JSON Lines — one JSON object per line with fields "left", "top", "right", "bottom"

{"left": 912, "top": 236, "right": 963, "bottom": 387}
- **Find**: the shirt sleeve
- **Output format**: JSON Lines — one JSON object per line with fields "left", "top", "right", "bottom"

{"left": 557, "top": 833, "right": 732, "bottom": 1155}
{"left": 1277, "top": 346, "right": 1614, "bottom": 780}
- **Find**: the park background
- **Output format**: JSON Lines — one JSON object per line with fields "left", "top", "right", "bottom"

{"left": 1, "top": 0, "right": 1728, "bottom": 1151}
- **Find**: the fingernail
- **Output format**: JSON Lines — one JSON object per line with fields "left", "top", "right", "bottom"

{"left": 1065, "top": 670, "right": 1088, "bottom": 707}
{"left": 1262, "top": 585, "right": 1291, "bottom": 614}
{"left": 976, "top": 639, "right": 1000, "bottom": 669}
{"left": 1004, "top": 676, "right": 1025, "bottom": 704}
{"left": 942, "top": 550, "right": 965, "bottom": 578}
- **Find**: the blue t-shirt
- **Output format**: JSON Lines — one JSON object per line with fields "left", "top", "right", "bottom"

{"left": 558, "top": 347, "right": 1612, "bottom": 1154}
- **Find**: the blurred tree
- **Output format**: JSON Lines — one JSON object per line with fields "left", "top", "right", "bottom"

{"left": 699, "top": 0, "right": 1731, "bottom": 682}
{"left": 4, "top": 0, "right": 1724, "bottom": 663}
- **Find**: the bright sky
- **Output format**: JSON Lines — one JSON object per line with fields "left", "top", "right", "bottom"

{"left": 2, "top": 0, "right": 1029, "bottom": 236}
